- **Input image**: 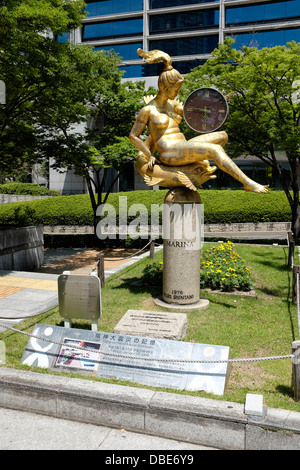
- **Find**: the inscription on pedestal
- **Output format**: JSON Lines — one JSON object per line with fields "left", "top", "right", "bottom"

{"left": 114, "top": 309, "right": 188, "bottom": 340}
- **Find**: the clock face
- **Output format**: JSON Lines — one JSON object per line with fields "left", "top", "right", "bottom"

{"left": 183, "top": 87, "right": 229, "bottom": 133}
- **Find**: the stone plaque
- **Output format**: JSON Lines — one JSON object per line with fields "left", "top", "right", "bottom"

{"left": 58, "top": 274, "right": 101, "bottom": 321}
{"left": 21, "top": 324, "right": 230, "bottom": 395}
{"left": 114, "top": 309, "right": 188, "bottom": 340}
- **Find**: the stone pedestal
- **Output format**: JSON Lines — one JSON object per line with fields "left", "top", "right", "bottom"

{"left": 157, "top": 188, "right": 208, "bottom": 310}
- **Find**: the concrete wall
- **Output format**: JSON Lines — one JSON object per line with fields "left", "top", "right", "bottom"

{"left": 49, "top": 161, "right": 88, "bottom": 195}
{"left": 0, "top": 226, "right": 44, "bottom": 271}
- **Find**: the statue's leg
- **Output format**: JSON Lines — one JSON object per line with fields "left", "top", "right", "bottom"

{"left": 190, "top": 131, "right": 228, "bottom": 147}
{"left": 159, "top": 141, "right": 268, "bottom": 193}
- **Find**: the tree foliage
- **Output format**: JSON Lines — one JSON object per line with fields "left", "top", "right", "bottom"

{"left": 182, "top": 38, "right": 300, "bottom": 238}
{"left": 0, "top": 0, "right": 146, "bottom": 219}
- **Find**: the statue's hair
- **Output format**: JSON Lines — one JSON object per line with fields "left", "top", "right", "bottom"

{"left": 137, "top": 48, "right": 184, "bottom": 89}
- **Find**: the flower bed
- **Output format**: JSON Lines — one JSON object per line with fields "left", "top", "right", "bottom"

{"left": 200, "top": 241, "right": 253, "bottom": 292}
{"left": 140, "top": 241, "right": 253, "bottom": 292}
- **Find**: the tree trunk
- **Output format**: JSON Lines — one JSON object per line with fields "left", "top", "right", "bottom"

{"left": 289, "top": 157, "right": 300, "bottom": 241}
{"left": 292, "top": 201, "right": 300, "bottom": 241}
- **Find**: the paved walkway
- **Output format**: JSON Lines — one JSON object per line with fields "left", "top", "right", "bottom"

{"left": 0, "top": 407, "right": 213, "bottom": 451}
{"left": 0, "top": 246, "right": 162, "bottom": 331}
{"left": 0, "top": 245, "right": 217, "bottom": 451}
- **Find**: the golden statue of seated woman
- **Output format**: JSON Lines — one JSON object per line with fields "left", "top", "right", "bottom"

{"left": 129, "top": 49, "right": 268, "bottom": 193}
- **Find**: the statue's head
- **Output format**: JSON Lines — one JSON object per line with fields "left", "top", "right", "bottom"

{"left": 137, "top": 48, "right": 184, "bottom": 92}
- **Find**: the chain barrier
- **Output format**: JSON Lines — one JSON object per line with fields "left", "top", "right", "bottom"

{"left": 0, "top": 321, "right": 294, "bottom": 364}
{"left": 102, "top": 239, "right": 155, "bottom": 261}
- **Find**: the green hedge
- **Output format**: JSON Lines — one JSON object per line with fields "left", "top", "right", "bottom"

{"left": 105, "top": 189, "right": 292, "bottom": 224}
{"left": 0, "top": 194, "right": 93, "bottom": 226}
{"left": 0, "top": 182, "right": 58, "bottom": 196}
{"left": 0, "top": 190, "right": 292, "bottom": 227}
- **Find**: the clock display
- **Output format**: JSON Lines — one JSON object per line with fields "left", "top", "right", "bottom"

{"left": 183, "top": 87, "right": 229, "bottom": 133}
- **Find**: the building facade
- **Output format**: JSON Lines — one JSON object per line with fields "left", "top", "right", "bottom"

{"left": 80, "top": 0, "right": 300, "bottom": 83}
{"left": 48, "top": 0, "right": 300, "bottom": 193}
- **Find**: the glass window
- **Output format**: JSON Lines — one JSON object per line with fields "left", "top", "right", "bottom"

{"left": 120, "top": 58, "right": 207, "bottom": 78}
{"left": 85, "top": 0, "right": 143, "bottom": 17}
{"left": 119, "top": 64, "right": 144, "bottom": 78}
{"left": 226, "top": 0, "right": 300, "bottom": 26}
{"left": 82, "top": 18, "right": 143, "bottom": 40}
{"left": 94, "top": 42, "right": 143, "bottom": 60}
{"left": 228, "top": 27, "right": 300, "bottom": 48}
{"left": 56, "top": 32, "right": 69, "bottom": 43}
{"left": 150, "top": 0, "right": 218, "bottom": 8}
{"left": 144, "top": 59, "right": 206, "bottom": 75}
{"left": 150, "top": 9, "right": 219, "bottom": 34}
{"left": 150, "top": 35, "right": 219, "bottom": 56}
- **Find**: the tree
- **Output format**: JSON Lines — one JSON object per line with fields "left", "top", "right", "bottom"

{"left": 181, "top": 38, "right": 300, "bottom": 240}
{"left": 47, "top": 77, "right": 148, "bottom": 218}
{"left": 0, "top": 0, "right": 87, "bottom": 176}
{"left": 0, "top": 0, "right": 147, "bottom": 225}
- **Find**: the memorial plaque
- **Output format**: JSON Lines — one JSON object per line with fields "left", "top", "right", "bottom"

{"left": 58, "top": 274, "right": 101, "bottom": 321}
{"left": 114, "top": 309, "right": 188, "bottom": 340}
{"left": 21, "top": 324, "right": 230, "bottom": 395}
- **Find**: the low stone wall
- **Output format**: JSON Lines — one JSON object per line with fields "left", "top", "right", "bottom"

{"left": 0, "top": 194, "right": 50, "bottom": 205}
{"left": 0, "top": 226, "right": 44, "bottom": 271}
{"left": 43, "top": 222, "right": 291, "bottom": 236}
{"left": 0, "top": 368, "right": 299, "bottom": 450}
{"left": 204, "top": 221, "right": 291, "bottom": 233}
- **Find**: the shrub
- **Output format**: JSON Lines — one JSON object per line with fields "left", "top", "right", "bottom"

{"left": 0, "top": 194, "right": 93, "bottom": 226}
{"left": 141, "top": 261, "right": 163, "bottom": 286}
{"left": 0, "top": 189, "right": 292, "bottom": 227}
{"left": 106, "top": 189, "right": 291, "bottom": 224}
{"left": 0, "top": 182, "right": 58, "bottom": 196}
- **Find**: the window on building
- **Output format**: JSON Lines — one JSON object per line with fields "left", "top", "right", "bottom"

{"left": 150, "top": 9, "right": 219, "bottom": 34}
{"left": 149, "top": 35, "right": 219, "bottom": 56}
{"left": 94, "top": 42, "right": 143, "bottom": 60}
{"left": 85, "top": 0, "right": 143, "bottom": 17}
{"left": 119, "top": 65, "right": 144, "bottom": 78}
{"left": 228, "top": 27, "right": 300, "bottom": 48}
{"left": 82, "top": 18, "right": 143, "bottom": 40}
{"left": 56, "top": 32, "right": 69, "bottom": 43}
{"left": 150, "top": 0, "right": 218, "bottom": 8}
{"left": 120, "top": 58, "right": 206, "bottom": 78}
{"left": 226, "top": 0, "right": 300, "bottom": 27}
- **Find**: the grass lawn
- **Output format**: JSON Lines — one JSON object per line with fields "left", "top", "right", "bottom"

{"left": 1, "top": 242, "right": 300, "bottom": 412}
